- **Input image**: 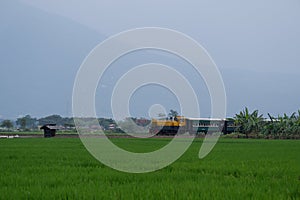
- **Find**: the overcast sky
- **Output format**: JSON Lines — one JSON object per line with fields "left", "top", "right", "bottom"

{"left": 21, "top": 0, "right": 300, "bottom": 72}
{"left": 1, "top": 0, "right": 299, "bottom": 119}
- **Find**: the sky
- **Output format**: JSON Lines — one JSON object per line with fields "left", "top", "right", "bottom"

{"left": 0, "top": 0, "right": 300, "bottom": 119}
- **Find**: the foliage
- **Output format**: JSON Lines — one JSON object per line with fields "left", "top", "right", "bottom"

{"left": 3, "top": 108, "right": 300, "bottom": 138}
{"left": 0, "top": 120, "right": 14, "bottom": 130}
{"left": 262, "top": 111, "right": 300, "bottom": 138}
{"left": 234, "top": 108, "right": 300, "bottom": 139}
{"left": 98, "top": 118, "right": 115, "bottom": 130}
{"left": 168, "top": 109, "right": 178, "bottom": 118}
{"left": 38, "top": 115, "right": 74, "bottom": 127}
{"left": 16, "top": 115, "right": 37, "bottom": 130}
{"left": 234, "top": 107, "right": 264, "bottom": 137}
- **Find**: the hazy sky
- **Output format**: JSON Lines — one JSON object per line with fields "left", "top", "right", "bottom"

{"left": 1, "top": 0, "right": 299, "bottom": 119}
{"left": 22, "top": 0, "right": 300, "bottom": 72}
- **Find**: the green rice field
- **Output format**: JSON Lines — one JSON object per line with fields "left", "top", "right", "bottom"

{"left": 0, "top": 137, "right": 300, "bottom": 199}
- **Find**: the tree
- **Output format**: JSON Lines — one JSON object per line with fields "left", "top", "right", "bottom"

{"left": 234, "top": 107, "right": 263, "bottom": 138}
{"left": 168, "top": 110, "right": 178, "bottom": 118}
{"left": 261, "top": 113, "right": 278, "bottom": 137}
{"left": 38, "top": 115, "right": 63, "bottom": 126}
{"left": 0, "top": 120, "right": 14, "bottom": 130}
{"left": 18, "top": 117, "right": 26, "bottom": 130}
{"left": 16, "top": 115, "right": 37, "bottom": 130}
{"left": 262, "top": 111, "right": 300, "bottom": 139}
{"left": 98, "top": 118, "right": 115, "bottom": 130}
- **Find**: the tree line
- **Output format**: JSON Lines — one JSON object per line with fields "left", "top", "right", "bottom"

{"left": 233, "top": 108, "right": 300, "bottom": 139}
{"left": 0, "top": 115, "right": 72, "bottom": 131}
{"left": 1, "top": 108, "right": 299, "bottom": 139}
{"left": 0, "top": 115, "right": 116, "bottom": 132}
{"left": 0, "top": 115, "right": 151, "bottom": 132}
{"left": 0, "top": 110, "right": 177, "bottom": 132}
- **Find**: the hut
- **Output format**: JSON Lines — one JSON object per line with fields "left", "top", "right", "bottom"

{"left": 40, "top": 124, "right": 58, "bottom": 138}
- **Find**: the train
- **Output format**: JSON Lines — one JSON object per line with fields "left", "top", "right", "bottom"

{"left": 149, "top": 116, "right": 236, "bottom": 135}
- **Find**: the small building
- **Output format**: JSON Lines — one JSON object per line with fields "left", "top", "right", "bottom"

{"left": 40, "top": 124, "right": 58, "bottom": 138}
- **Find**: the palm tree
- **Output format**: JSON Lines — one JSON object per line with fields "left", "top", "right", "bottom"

{"left": 262, "top": 113, "right": 279, "bottom": 138}
{"left": 296, "top": 110, "right": 300, "bottom": 136}
{"left": 234, "top": 107, "right": 264, "bottom": 138}
{"left": 268, "top": 112, "right": 300, "bottom": 138}
{"left": 168, "top": 110, "right": 178, "bottom": 118}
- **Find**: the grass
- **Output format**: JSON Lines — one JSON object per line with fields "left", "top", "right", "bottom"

{"left": 0, "top": 137, "right": 300, "bottom": 199}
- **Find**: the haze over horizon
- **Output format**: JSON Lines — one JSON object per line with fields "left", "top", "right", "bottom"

{"left": 1, "top": 0, "right": 300, "bottom": 120}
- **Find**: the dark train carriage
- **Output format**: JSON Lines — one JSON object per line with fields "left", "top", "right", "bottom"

{"left": 223, "top": 119, "right": 236, "bottom": 134}
{"left": 185, "top": 118, "right": 226, "bottom": 135}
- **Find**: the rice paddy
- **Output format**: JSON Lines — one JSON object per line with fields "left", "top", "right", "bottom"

{"left": 0, "top": 137, "right": 299, "bottom": 199}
